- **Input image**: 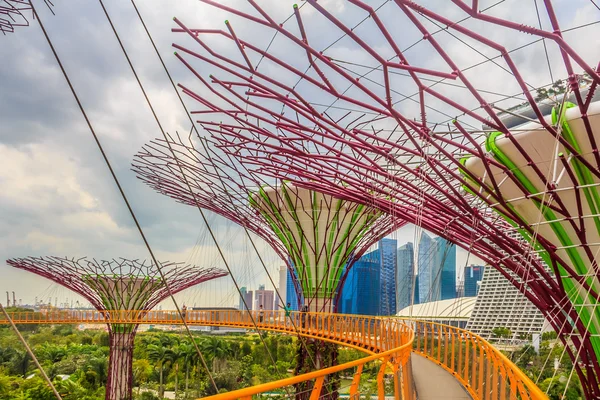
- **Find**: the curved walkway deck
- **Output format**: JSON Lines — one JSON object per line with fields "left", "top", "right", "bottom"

{"left": 412, "top": 354, "right": 471, "bottom": 399}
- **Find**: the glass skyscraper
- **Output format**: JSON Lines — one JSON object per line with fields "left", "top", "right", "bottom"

{"left": 464, "top": 265, "right": 485, "bottom": 297}
{"left": 285, "top": 268, "right": 302, "bottom": 310}
{"left": 339, "top": 249, "right": 380, "bottom": 315}
{"left": 436, "top": 237, "right": 457, "bottom": 300}
{"left": 416, "top": 233, "right": 457, "bottom": 303}
{"left": 287, "top": 239, "right": 397, "bottom": 316}
{"left": 378, "top": 238, "right": 397, "bottom": 315}
{"left": 396, "top": 242, "right": 417, "bottom": 311}
{"left": 418, "top": 233, "right": 442, "bottom": 303}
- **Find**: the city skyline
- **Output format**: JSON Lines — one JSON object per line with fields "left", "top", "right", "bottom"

{"left": 3, "top": 228, "right": 483, "bottom": 311}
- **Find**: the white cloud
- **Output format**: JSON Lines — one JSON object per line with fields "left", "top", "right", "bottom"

{"left": 1, "top": 0, "right": 597, "bottom": 310}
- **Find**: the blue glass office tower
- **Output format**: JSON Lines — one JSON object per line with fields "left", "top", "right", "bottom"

{"left": 464, "top": 265, "right": 485, "bottom": 297}
{"left": 436, "top": 237, "right": 457, "bottom": 300}
{"left": 416, "top": 234, "right": 456, "bottom": 303}
{"left": 397, "top": 242, "right": 417, "bottom": 311}
{"left": 379, "top": 238, "right": 397, "bottom": 315}
{"left": 338, "top": 249, "right": 380, "bottom": 315}
{"left": 418, "top": 233, "right": 441, "bottom": 303}
{"left": 285, "top": 268, "right": 302, "bottom": 310}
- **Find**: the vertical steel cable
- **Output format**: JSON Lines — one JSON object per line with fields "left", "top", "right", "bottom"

{"left": 127, "top": 0, "right": 319, "bottom": 370}
{"left": 27, "top": 0, "right": 218, "bottom": 392}
{"left": 0, "top": 304, "right": 62, "bottom": 400}
{"left": 95, "top": 0, "right": 293, "bottom": 388}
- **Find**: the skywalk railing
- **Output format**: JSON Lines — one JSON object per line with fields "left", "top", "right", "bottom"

{"left": 1, "top": 310, "right": 547, "bottom": 399}
{"left": 411, "top": 320, "right": 547, "bottom": 400}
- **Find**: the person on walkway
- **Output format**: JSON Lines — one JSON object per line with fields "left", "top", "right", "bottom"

{"left": 258, "top": 304, "right": 264, "bottom": 323}
{"left": 280, "top": 302, "right": 292, "bottom": 326}
{"left": 181, "top": 304, "right": 187, "bottom": 321}
{"left": 300, "top": 304, "right": 308, "bottom": 329}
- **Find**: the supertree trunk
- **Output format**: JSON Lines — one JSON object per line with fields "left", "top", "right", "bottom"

{"left": 294, "top": 339, "right": 339, "bottom": 400}
{"left": 106, "top": 330, "right": 136, "bottom": 400}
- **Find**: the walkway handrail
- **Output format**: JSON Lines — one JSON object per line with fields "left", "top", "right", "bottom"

{"left": 1, "top": 310, "right": 548, "bottom": 399}
{"left": 1, "top": 309, "right": 416, "bottom": 399}
{"left": 411, "top": 320, "right": 547, "bottom": 400}
{"left": 0, "top": 309, "right": 412, "bottom": 352}
{"left": 201, "top": 338, "right": 415, "bottom": 400}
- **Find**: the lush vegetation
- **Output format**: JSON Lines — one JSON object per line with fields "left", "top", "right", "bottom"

{"left": 2, "top": 311, "right": 583, "bottom": 400}
{"left": 506, "top": 335, "right": 583, "bottom": 400}
{"left": 0, "top": 317, "right": 367, "bottom": 399}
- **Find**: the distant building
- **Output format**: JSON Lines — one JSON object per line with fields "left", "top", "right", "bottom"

{"left": 239, "top": 287, "right": 248, "bottom": 310}
{"left": 436, "top": 237, "right": 456, "bottom": 300}
{"left": 339, "top": 249, "right": 380, "bottom": 315}
{"left": 456, "top": 279, "right": 464, "bottom": 298}
{"left": 255, "top": 286, "right": 274, "bottom": 310}
{"left": 464, "top": 265, "right": 485, "bottom": 297}
{"left": 418, "top": 233, "right": 442, "bottom": 303}
{"left": 191, "top": 307, "right": 246, "bottom": 333}
{"left": 242, "top": 289, "right": 253, "bottom": 311}
{"left": 396, "top": 242, "right": 417, "bottom": 311}
{"left": 414, "top": 233, "right": 456, "bottom": 304}
{"left": 379, "top": 238, "right": 397, "bottom": 315}
{"left": 466, "top": 266, "right": 546, "bottom": 342}
{"left": 275, "top": 266, "right": 287, "bottom": 311}
{"left": 286, "top": 268, "right": 301, "bottom": 310}
{"left": 396, "top": 297, "right": 477, "bottom": 329}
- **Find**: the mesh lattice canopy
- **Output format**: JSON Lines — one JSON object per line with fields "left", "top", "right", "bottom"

{"left": 7, "top": 256, "right": 227, "bottom": 400}
{"left": 7, "top": 256, "right": 228, "bottom": 315}
{"left": 133, "top": 134, "right": 402, "bottom": 310}
{"left": 0, "top": 0, "right": 53, "bottom": 35}
{"left": 166, "top": 0, "right": 600, "bottom": 396}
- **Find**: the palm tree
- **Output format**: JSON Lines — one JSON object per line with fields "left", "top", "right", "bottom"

{"left": 200, "top": 337, "right": 231, "bottom": 373}
{"left": 169, "top": 345, "right": 183, "bottom": 397}
{"left": 147, "top": 343, "right": 173, "bottom": 398}
{"left": 132, "top": 359, "right": 152, "bottom": 396}
{"left": 9, "top": 350, "right": 30, "bottom": 377}
{"left": 178, "top": 342, "right": 197, "bottom": 398}
{"left": 37, "top": 343, "right": 67, "bottom": 364}
{"left": 83, "top": 355, "right": 108, "bottom": 390}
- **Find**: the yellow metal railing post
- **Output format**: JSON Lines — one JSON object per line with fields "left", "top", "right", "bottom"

{"left": 464, "top": 334, "right": 470, "bottom": 383}
{"left": 444, "top": 325, "right": 449, "bottom": 366}
{"left": 457, "top": 332, "right": 463, "bottom": 376}
{"left": 437, "top": 324, "right": 442, "bottom": 361}
{"left": 349, "top": 364, "right": 363, "bottom": 399}
{"left": 478, "top": 341, "right": 485, "bottom": 398}
{"left": 485, "top": 356, "right": 492, "bottom": 400}
{"left": 450, "top": 328, "right": 456, "bottom": 371}
{"left": 500, "top": 366, "right": 507, "bottom": 400}
{"left": 471, "top": 337, "right": 477, "bottom": 391}
{"left": 423, "top": 323, "right": 428, "bottom": 355}
{"left": 377, "top": 355, "right": 391, "bottom": 400}
{"left": 310, "top": 376, "right": 325, "bottom": 400}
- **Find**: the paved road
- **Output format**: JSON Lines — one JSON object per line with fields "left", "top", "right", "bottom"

{"left": 411, "top": 354, "right": 472, "bottom": 399}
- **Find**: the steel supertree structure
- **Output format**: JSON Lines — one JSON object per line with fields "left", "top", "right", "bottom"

{"left": 165, "top": 1, "right": 600, "bottom": 397}
{"left": 133, "top": 135, "right": 400, "bottom": 313}
{"left": 133, "top": 134, "right": 400, "bottom": 398}
{"left": 6, "top": 256, "right": 227, "bottom": 400}
{"left": 0, "top": 0, "right": 52, "bottom": 35}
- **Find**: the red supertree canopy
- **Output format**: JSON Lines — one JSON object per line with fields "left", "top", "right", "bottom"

{"left": 6, "top": 256, "right": 228, "bottom": 313}
{"left": 0, "top": 0, "right": 52, "bottom": 35}
{"left": 133, "top": 134, "right": 403, "bottom": 311}
{"left": 166, "top": 1, "right": 600, "bottom": 396}
{"left": 7, "top": 256, "right": 227, "bottom": 400}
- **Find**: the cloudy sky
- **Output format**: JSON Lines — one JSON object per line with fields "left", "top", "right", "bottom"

{"left": 1, "top": 0, "right": 598, "bottom": 309}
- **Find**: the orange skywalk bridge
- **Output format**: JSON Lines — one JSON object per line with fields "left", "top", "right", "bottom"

{"left": 1, "top": 309, "right": 546, "bottom": 400}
